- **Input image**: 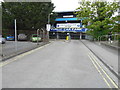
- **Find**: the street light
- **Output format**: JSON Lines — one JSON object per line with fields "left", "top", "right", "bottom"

{"left": 47, "top": 13, "right": 53, "bottom": 41}
{"left": 80, "top": 19, "right": 82, "bottom": 40}
{"left": 48, "top": 13, "right": 53, "bottom": 24}
{"left": 14, "top": 19, "right": 18, "bottom": 52}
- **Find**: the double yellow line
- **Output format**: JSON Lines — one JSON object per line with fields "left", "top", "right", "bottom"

{"left": 88, "top": 52, "right": 119, "bottom": 89}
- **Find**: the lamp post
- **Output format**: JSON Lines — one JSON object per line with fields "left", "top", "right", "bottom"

{"left": 48, "top": 13, "right": 53, "bottom": 24}
{"left": 14, "top": 19, "right": 18, "bottom": 52}
{"left": 80, "top": 19, "right": 82, "bottom": 40}
{"left": 48, "top": 14, "right": 50, "bottom": 24}
{"left": 47, "top": 13, "right": 53, "bottom": 41}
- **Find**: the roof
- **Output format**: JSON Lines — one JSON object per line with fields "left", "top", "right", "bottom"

{"left": 55, "top": 17, "right": 88, "bottom": 21}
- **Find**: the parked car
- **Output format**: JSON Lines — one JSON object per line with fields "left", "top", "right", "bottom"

{"left": 31, "top": 34, "right": 41, "bottom": 42}
{"left": 0, "top": 35, "right": 6, "bottom": 44}
{"left": 6, "top": 35, "right": 15, "bottom": 41}
{"left": 18, "top": 34, "right": 27, "bottom": 41}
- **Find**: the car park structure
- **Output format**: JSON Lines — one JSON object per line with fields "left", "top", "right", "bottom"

{"left": 49, "top": 11, "right": 88, "bottom": 39}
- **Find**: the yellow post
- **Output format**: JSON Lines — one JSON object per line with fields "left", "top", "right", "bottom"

{"left": 66, "top": 36, "right": 69, "bottom": 40}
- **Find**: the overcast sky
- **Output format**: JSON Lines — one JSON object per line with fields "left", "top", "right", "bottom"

{"left": 51, "top": 0, "right": 119, "bottom": 12}
{"left": 51, "top": 0, "right": 80, "bottom": 12}
{"left": 51, "top": 0, "right": 118, "bottom": 16}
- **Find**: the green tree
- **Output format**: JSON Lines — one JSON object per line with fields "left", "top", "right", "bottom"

{"left": 2, "top": 2, "right": 55, "bottom": 30}
{"left": 75, "top": 0, "right": 119, "bottom": 40}
{"left": 112, "top": 15, "right": 120, "bottom": 33}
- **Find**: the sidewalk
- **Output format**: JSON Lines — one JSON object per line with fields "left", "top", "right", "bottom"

{"left": 1, "top": 41, "right": 49, "bottom": 61}
{"left": 81, "top": 40, "right": 118, "bottom": 77}
{"left": 99, "top": 41, "right": 120, "bottom": 50}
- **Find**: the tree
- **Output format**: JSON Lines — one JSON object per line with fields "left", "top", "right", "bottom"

{"left": 112, "top": 15, "right": 120, "bottom": 33}
{"left": 75, "top": 0, "right": 119, "bottom": 40}
{"left": 2, "top": 2, "right": 55, "bottom": 30}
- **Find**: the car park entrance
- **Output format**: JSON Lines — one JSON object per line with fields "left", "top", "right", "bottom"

{"left": 49, "top": 11, "right": 88, "bottom": 40}
{"left": 49, "top": 32, "right": 86, "bottom": 40}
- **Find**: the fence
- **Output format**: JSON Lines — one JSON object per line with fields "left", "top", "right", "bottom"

{"left": 98, "top": 34, "right": 120, "bottom": 47}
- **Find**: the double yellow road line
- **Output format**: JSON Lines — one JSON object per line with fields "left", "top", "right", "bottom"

{"left": 88, "top": 52, "right": 119, "bottom": 89}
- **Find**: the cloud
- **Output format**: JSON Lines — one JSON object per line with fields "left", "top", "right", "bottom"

{"left": 52, "top": 0, "right": 79, "bottom": 12}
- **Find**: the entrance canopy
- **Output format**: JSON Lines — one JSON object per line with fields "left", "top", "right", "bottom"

{"left": 55, "top": 17, "right": 88, "bottom": 21}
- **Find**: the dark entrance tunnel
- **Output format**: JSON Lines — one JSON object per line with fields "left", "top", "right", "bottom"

{"left": 49, "top": 32, "right": 86, "bottom": 39}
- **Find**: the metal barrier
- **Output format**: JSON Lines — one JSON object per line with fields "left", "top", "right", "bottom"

{"left": 98, "top": 34, "right": 119, "bottom": 47}
{"left": 98, "top": 34, "right": 119, "bottom": 42}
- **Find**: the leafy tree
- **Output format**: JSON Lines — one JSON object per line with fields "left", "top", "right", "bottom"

{"left": 0, "top": 3, "right": 2, "bottom": 30}
{"left": 2, "top": 2, "right": 55, "bottom": 30}
{"left": 75, "top": 0, "right": 119, "bottom": 40}
{"left": 112, "top": 15, "right": 120, "bottom": 33}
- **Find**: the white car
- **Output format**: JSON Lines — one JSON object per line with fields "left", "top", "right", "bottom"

{"left": 18, "top": 34, "right": 27, "bottom": 41}
{"left": 0, "top": 36, "right": 6, "bottom": 44}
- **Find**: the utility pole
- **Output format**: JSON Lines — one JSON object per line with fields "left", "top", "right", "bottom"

{"left": 47, "top": 13, "right": 53, "bottom": 41}
{"left": 15, "top": 19, "right": 17, "bottom": 42}
{"left": 14, "top": 19, "right": 17, "bottom": 52}
{"left": 80, "top": 19, "right": 82, "bottom": 40}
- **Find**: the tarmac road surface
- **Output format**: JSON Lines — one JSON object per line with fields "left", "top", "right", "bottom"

{"left": 2, "top": 40, "right": 118, "bottom": 88}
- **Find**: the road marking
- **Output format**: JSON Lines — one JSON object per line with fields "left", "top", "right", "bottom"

{"left": 0, "top": 43, "right": 51, "bottom": 67}
{"left": 89, "top": 52, "right": 119, "bottom": 89}
{"left": 88, "top": 55, "right": 112, "bottom": 88}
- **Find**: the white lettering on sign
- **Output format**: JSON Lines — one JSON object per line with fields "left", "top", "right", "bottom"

{"left": 63, "top": 15, "right": 74, "bottom": 18}
{"left": 56, "top": 23, "right": 80, "bottom": 28}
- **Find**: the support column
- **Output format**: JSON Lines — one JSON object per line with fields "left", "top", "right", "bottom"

{"left": 80, "top": 32, "right": 82, "bottom": 40}
{"left": 57, "top": 32, "right": 59, "bottom": 39}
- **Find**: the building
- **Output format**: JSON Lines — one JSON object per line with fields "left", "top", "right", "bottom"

{"left": 49, "top": 11, "right": 88, "bottom": 39}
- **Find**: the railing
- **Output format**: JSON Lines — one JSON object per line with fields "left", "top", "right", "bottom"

{"left": 98, "top": 34, "right": 119, "bottom": 42}
{"left": 97, "top": 34, "right": 120, "bottom": 47}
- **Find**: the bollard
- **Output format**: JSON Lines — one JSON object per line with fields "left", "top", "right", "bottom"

{"left": 66, "top": 36, "right": 69, "bottom": 40}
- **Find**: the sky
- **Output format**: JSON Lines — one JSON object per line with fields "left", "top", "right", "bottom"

{"left": 51, "top": 0, "right": 118, "bottom": 16}
{"left": 51, "top": 0, "right": 80, "bottom": 12}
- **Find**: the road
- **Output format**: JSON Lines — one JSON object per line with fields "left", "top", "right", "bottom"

{"left": 2, "top": 40, "right": 118, "bottom": 88}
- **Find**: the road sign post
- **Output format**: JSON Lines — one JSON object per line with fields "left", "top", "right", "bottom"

{"left": 46, "top": 24, "right": 51, "bottom": 41}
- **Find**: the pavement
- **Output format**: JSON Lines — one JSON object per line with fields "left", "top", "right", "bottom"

{"left": 1, "top": 40, "right": 118, "bottom": 88}
{"left": 81, "top": 40, "right": 118, "bottom": 76}
{"left": 0, "top": 41, "right": 48, "bottom": 61}
{"left": 99, "top": 41, "right": 120, "bottom": 50}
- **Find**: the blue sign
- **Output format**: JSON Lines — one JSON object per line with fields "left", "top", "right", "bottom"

{"left": 50, "top": 28, "right": 87, "bottom": 32}
{"left": 55, "top": 17, "right": 88, "bottom": 21}
{"left": 55, "top": 18, "right": 79, "bottom": 21}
